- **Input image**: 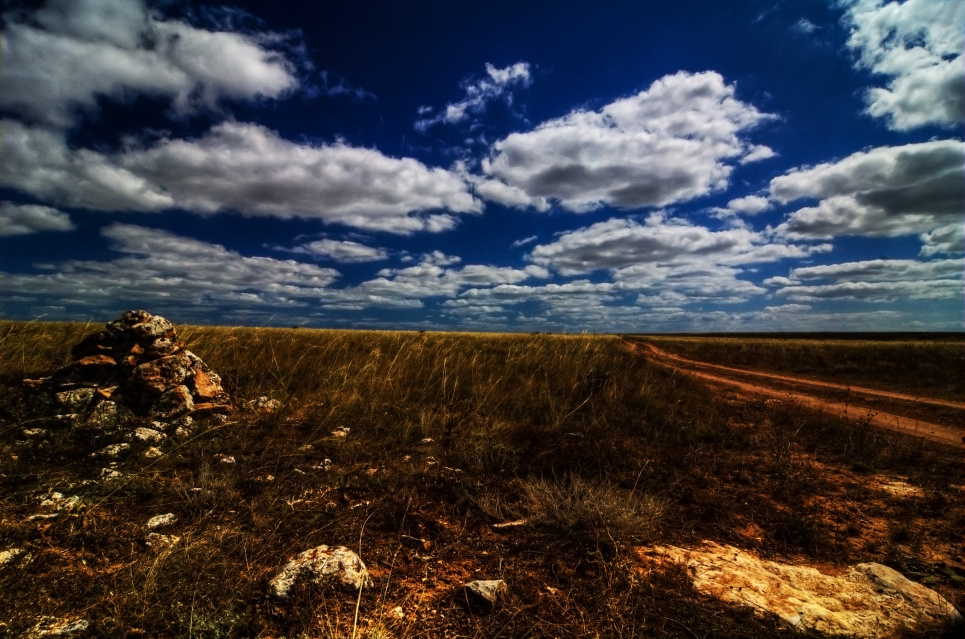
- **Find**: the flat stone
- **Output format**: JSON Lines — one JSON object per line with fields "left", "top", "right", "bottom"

{"left": 640, "top": 541, "right": 962, "bottom": 638}
{"left": 84, "top": 401, "right": 135, "bottom": 431}
{"left": 247, "top": 396, "right": 282, "bottom": 414}
{"left": 150, "top": 384, "right": 194, "bottom": 420}
{"left": 269, "top": 545, "right": 370, "bottom": 598}
{"left": 22, "top": 428, "right": 49, "bottom": 439}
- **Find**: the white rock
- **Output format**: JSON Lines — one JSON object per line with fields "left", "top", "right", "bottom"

{"left": 312, "top": 459, "right": 333, "bottom": 471}
{"left": 55, "top": 388, "right": 95, "bottom": 412}
{"left": 25, "top": 617, "right": 89, "bottom": 638}
{"left": 269, "top": 545, "right": 370, "bottom": 598}
{"left": 146, "top": 513, "right": 177, "bottom": 530}
{"left": 127, "top": 427, "right": 166, "bottom": 443}
{"left": 22, "top": 428, "right": 49, "bottom": 439}
{"left": 0, "top": 547, "right": 32, "bottom": 566}
{"left": 142, "top": 446, "right": 163, "bottom": 459}
{"left": 92, "top": 442, "right": 130, "bottom": 458}
{"left": 464, "top": 579, "right": 507, "bottom": 612}
{"left": 641, "top": 541, "right": 962, "bottom": 638}
{"left": 386, "top": 606, "right": 405, "bottom": 620}
{"left": 331, "top": 426, "right": 350, "bottom": 438}
{"left": 39, "top": 493, "right": 81, "bottom": 512}
{"left": 247, "top": 396, "right": 282, "bottom": 414}
{"left": 100, "top": 468, "right": 123, "bottom": 480}
{"left": 215, "top": 454, "right": 236, "bottom": 464}
{"left": 419, "top": 437, "right": 434, "bottom": 445}
{"left": 85, "top": 401, "right": 134, "bottom": 431}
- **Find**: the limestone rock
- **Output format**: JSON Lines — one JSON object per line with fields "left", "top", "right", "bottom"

{"left": 0, "top": 547, "right": 32, "bottom": 566}
{"left": 131, "top": 315, "right": 175, "bottom": 341}
{"left": 84, "top": 401, "right": 135, "bottom": 431}
{"left": 146, "top": 513, "right": 177, "bottom": 530}
{"left": 93, "top": 443, "right": 130, "bottom": 459}
{"left": 55, "top": 388, "right": 95, "bottom": 412}
{"left": 126, "top": 427, "right": 166, "bottom": 444}
{"left": 190, "top": 368, "right": 224, "bottom": 401}
{"left": 150, "top": 385, "right": 194, "bottom": 420}
{"left": 463, "top": 579, "right": 507, "bottom": 613}
{"left": 247, "top": 396, "right": 282, "bottom": 415}
{"left": 25, "top": 617, "right": 90, "bottom": 638}
{"left": 269, "top": 545, "right": 370, "bottom": 598}
{"left": 128, "top": 353, "right": 193, "bottom": 395}
{"left": 640, "top": 541, "right": 962, "bottom": 638}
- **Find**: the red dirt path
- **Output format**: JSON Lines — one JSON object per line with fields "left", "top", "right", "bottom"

{"left": 626, "top": 340, "right": 963, "bottom": 448}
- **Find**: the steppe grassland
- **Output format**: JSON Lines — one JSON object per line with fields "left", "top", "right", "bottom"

{"left": 0, "top": 321, "right": 961, "bottom": 638}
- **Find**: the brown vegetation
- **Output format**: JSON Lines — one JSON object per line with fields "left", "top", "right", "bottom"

{"left": 0, "top": 321, "right": 961, "bottom": 638}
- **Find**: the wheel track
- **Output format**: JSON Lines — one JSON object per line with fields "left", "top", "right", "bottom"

{"left": 625, "top": 339, "right": 963, "bottom": 448}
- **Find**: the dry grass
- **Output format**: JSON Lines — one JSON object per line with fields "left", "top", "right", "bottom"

{"left": 0, "top": 320, "right": 961, "bottom": 638}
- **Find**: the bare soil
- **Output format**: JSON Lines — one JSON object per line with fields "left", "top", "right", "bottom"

{"left": 626, "top": 340, "right": 963, "bottom": 448}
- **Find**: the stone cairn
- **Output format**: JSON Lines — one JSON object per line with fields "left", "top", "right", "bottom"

{"left": 25, "top": 310, "right": 232, "bottom": 437}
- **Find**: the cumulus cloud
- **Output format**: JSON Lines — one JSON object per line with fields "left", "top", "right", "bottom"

{"left": 711, "top": 194, "right": 771, "bottom": 218}
{"left": 840, "top": 0, "right": 964, "bottom": 130}
{"left": 2, "top": 223, "right": 340, "bottom": 310}
{"left": 280, "top": 239, "right": 388, "bottom": 263}
{"left": 0, "top": 0, "right": 299, "bottom": 128}
{"left": 770, "top": 140, "right": 964, "bottom": 243}
{"left": 479, "top": 71, "right": 776, "bottom": 213}
{"left": 766, "top": 257, "right": 963, "bottom": 302}
{"left": 415, "top": 62, "right": 532, "bottom": 132}
{"left": 528, "top": 213, "right": 830, "bottom": 276}
{"left": 1, "top": 120, "right": 481, "bottom": 234}
{"left": 0, "top": 203, "right": 76, "bottom": 236}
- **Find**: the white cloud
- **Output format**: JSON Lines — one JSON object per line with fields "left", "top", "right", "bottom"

{"left": 841, "top": 0, "right": 964, "bottom": 130}
{"left": 0, "top": 0, "right": 299, "bottom": 128}
{"left": 511, "top": 235, "right": 538, "bottom": 248}
{"left": 362, "top": 256, "right": 549, "bottom": 300}
{"left": 283, "top": 239, "right": 388, "bottom": 263}
{"left": 713, "top": 195, "right": 771, "bottom": 217}
{"left": 766, "top": 257, "right": 963, "bottom": 302}
{"left": 1, "top": 120, "right": 482, "bottom": 234}
{"left": 2, "top": 223, "right": 341, "bottom": 310}
{"left": 415, "top": 62, "right": 532, "bottom": 132}
{"left": 770, "top": 140, "right": 963, "bottom": 242}
{"left": 528, "top": 213, "right": 830, "bottom": 276}
{"left": 0, "top": 203, "right": 76, "bottom": 236}
{"left": 479, "top": 71, "right": 775, "bottom": 213}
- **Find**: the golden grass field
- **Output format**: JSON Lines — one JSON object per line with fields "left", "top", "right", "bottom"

{"left": 0, "top": 320, "right": 961, "bottom": 638}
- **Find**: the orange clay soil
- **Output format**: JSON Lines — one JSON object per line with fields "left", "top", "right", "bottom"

{"left": 625, "top": 340, "right": 963, "bottom": 449}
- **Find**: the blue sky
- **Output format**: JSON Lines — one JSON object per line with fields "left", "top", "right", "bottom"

{"left": 1, "top": 0, "right": 962, "bottom": 332}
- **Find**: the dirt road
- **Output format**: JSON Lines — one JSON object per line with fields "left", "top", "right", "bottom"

{"left": 626, "top": 339, "right": 963, "bottom": 448}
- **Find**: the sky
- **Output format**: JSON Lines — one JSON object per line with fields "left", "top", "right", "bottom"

{"left": 0, "top": 0, "right": 962, "bottom": 332}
